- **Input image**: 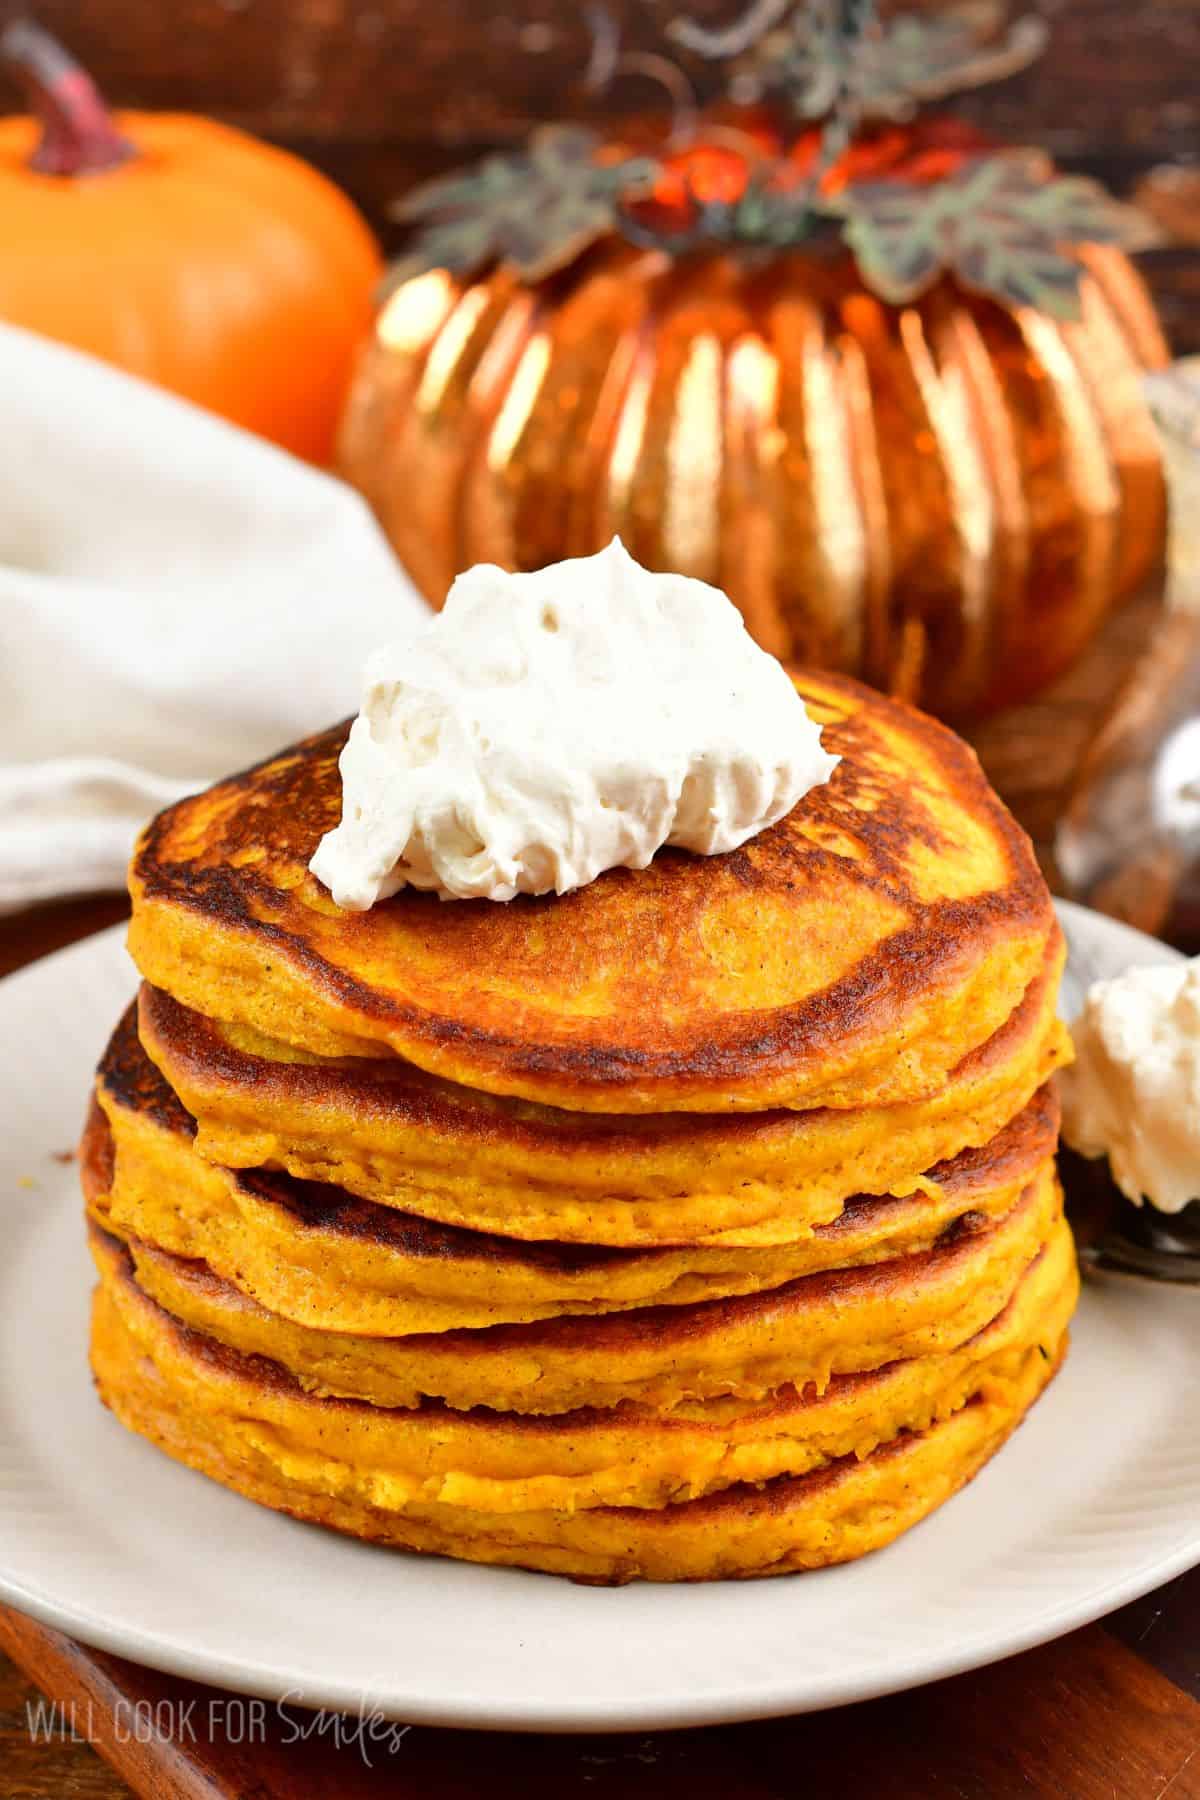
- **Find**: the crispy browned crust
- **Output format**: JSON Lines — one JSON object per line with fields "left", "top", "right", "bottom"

{"left": 86, "top": 1165, "right": 1054, "bottom": 1385}
{"left": 127, "top": 671, "right": 1057, "bottom": 1110}
{"left": 90, "top": 1222, "right": 1064, "bottom": 1440}
{"left": 137, "top": 947, "right": 1059, "bottom": 1164}
{"left": 367, "top": 1181, "right": 1050, "bottom": 1365}
{"left": 93, "top": 1004, "right": 1059, "bottom": 1280}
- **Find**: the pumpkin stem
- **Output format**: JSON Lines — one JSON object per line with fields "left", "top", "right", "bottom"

{"left": 0, "top": 18, "right": 136, "bottom": 176}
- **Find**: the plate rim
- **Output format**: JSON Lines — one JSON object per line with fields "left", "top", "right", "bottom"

{"left": 0, "top": 908, "right": 1197, "bottom": 1734}
{"left": 4, "top": 1469, "right": 1200, "bottom": 1733}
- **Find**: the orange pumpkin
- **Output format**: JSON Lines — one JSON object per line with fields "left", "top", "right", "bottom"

{"left": 0, "top": 20, "right": 382, "bottom": 463}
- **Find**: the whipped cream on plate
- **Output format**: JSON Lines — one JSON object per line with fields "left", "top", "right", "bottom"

{"left": 1060, "top": 959, "right": 1200, "bottom": 1213}
{"left": 309, "top": 538, "right": 838, "bottom": 907}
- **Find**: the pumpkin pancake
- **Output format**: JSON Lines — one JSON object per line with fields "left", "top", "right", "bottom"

{"left": 89, "top": 1168, "right": 1061, "bottom": 1414}
{"left": 136, "top": 959, "right": 1068, "bottom": 1247}
{"left": 91, "top": 1223, "right": 1077, "bottom": 1517}
{"left": 127, "top": 672, "right": 1058, "bottom": 1115}
{"left": 90, "top": 1237, "right": 1068, "bottom": 1582}
{"left": 90, "top": 1010, "right": 1061, "bottom": 1334}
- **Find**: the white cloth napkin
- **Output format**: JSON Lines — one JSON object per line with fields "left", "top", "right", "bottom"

{"left": 0, "top": 324, "right": 427, "bottom": 912}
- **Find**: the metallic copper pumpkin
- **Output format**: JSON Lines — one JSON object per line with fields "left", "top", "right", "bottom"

{"left": 337, "top": 239, "right": 1168, "bottom": 719}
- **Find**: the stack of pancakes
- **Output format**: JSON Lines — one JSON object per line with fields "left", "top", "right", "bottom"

{"left": 84, "top": 673, "right": 1076, "bottom": 1583}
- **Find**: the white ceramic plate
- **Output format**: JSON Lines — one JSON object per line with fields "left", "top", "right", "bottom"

{"left": 1, "top": 902, "right": 1197, "bottom": 1734}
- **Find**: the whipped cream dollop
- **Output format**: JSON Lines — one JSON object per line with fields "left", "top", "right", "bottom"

{"left": 1060, "top": 959, "right": 1200, "bottom": 1213}
{"left": 309, "top": 538, "right": 838, "bottom": 907}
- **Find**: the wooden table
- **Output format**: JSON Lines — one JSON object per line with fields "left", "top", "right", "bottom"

{"left": 4, "top": 897, "right": 1200, "bottom": 1800}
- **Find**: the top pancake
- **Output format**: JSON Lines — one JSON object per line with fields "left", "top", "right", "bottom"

{"left": 127, "top": 672, "right": 1057, "bottom": 1114}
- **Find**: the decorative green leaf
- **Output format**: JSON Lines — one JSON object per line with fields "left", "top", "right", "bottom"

{"left": 836, "top": 153, "right": 1139, "bottom": 317}
{"left": 689, "top": 1, "right": 1047, "bottom": 123}
{"left": 852, "top": 5, "right": 1047, "bottom": 121}
{"left": 383, "top": 127, "right": 660, "bottom": 290}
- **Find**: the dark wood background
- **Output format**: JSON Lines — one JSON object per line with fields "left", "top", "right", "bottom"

{"left": 3, "top": 0, "right": 1200, "bottom": 348}
{"left": 11, "top": 0, "right": 1200, "bottom": 166}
